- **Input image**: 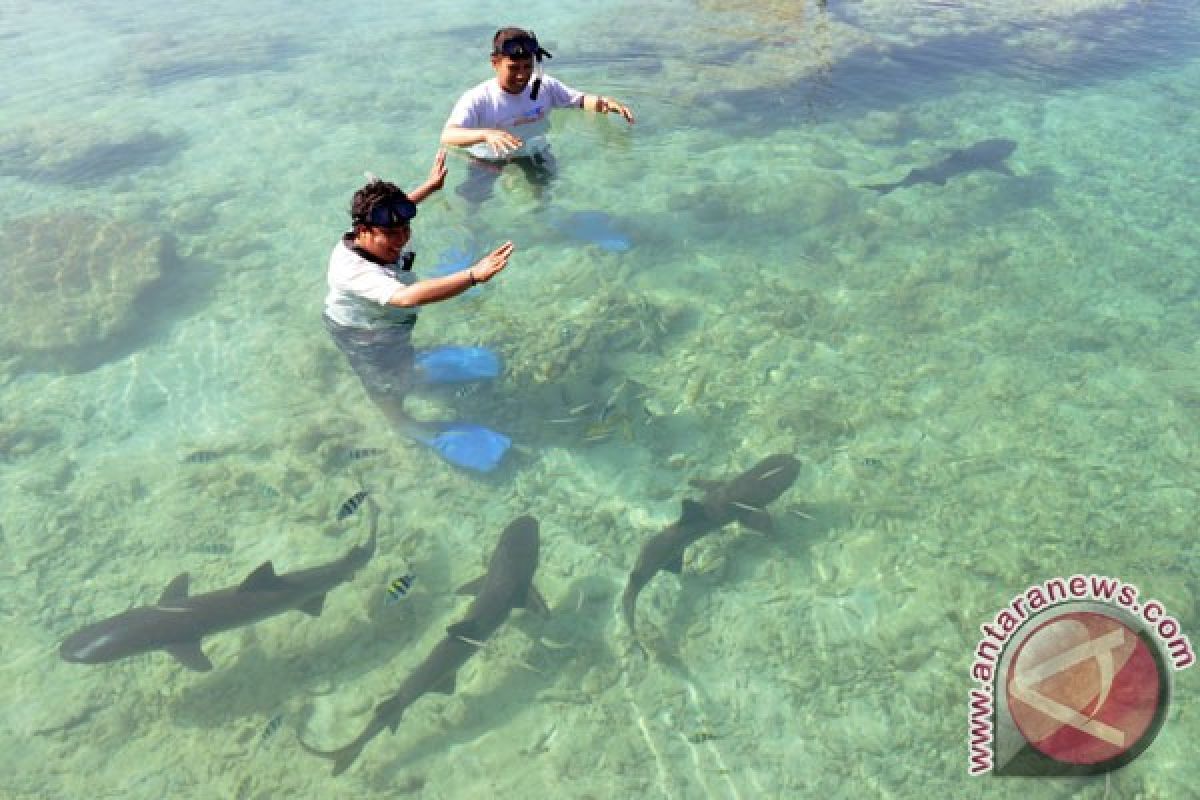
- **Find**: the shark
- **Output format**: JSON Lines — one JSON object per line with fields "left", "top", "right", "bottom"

{"left": 301, "top": 514, "right": 548, "bottom": 776}
{"left": 621, "top": 454, "right": 800, "bottom": 637}
{"left": 862, "top": 138, "right": 1017, "bottom": 194}
{"left": 59, "top": 520, "right": 377, "bottom": 672}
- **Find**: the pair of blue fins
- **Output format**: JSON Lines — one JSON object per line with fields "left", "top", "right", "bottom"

{"left": 410, "top": 345, "right": 508, "bottom": 473}
{"left": 415, "top": 210, "right": 632, "bottom": 473}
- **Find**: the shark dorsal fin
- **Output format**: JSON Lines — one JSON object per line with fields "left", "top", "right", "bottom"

{"left": 238, "top": 562, "right": 286, "bottom": 593}
{"left": 159, "top": 573, "right": 190, "bottom": 604}
{"left": 455, "top": 576, "right": 486, "bottom": 596}
{"left": 680, "top": 498, "right": 708, "bottom": 526}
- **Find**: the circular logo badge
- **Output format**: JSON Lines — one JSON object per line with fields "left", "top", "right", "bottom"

{"left": 1005, "top": 610, "right": 1166, "bottom": 769}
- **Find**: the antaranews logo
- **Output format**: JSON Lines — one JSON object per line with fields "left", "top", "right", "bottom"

{"left": 967, "top": 575, "right": 1194, "bottom": 777}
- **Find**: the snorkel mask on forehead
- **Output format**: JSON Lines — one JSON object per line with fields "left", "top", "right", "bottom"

{"left": 357, "top": 195, "right": 417, "bottom": 229}
{"left": 493, "top": 29, "right": 553, "bottom": 101}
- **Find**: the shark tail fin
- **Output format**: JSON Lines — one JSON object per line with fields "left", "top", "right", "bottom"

{"left": 299, "top": 736, "right": 367, "bottom": 777}
{"left": 332, "top": 749, "right": 361, "bottom": 778}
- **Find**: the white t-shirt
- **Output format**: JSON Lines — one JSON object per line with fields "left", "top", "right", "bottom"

{"left": 445, "top": 76, "right": 584, "bottom": 160}
{"left": 323, "top": 238, "right": 418, "bottom": 330}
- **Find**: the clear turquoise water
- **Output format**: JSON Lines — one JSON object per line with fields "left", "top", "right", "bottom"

{"left": 2, "top": 0, "right": 1198, "bottom": 797}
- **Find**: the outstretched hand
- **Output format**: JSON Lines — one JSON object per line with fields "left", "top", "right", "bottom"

{"left": 472, "top": 241, "right": 515, "bottom": 283}
{"left": 599, "top": 96, "right": 636, "bottom": 124}
{"left": 427, "top": 148, "right": 448, "bottom": 191}
{"left": 484, "top": 129, "right": 524, "bottom": 157}
{"left": 408, "top": 149, "right": 448, "bottom": 204}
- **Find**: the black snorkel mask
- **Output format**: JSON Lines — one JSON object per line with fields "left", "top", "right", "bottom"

{"left": 494, "top": 31, "right": 553, "bottom": 100}
{"left": 356, "top": 196, "right": 417, "bottom": 229}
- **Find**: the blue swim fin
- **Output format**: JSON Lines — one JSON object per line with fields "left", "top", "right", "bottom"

{"left": 415, "top": 423, "right": 511, "bottom": 472}
{"left": 415, "top": 346, "right": 501, "bottom": 384}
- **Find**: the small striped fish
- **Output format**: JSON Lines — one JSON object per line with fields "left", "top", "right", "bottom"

{"left": 190, "top": 542, "right": 233, "bottom": 556}
{"left": 255, "top": 713, "right": 284, "bottom": 752}
{"left": 183, "top": 450, "right": 222, "bottom": 464}
{"left": 261, "top": 713, "right": 284, "bottom": 742}
{"left": 346, "top": 447, "right": 386, "bottom": 461}
{"left": 385, "top": 574, "right": 416, "bottom": 605}
{"left": 336, "top": 490, "right": 368, "bottom": 521}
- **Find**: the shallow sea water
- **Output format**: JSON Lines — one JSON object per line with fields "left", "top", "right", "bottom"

{"left": 2, "top": 0, "right": 1199, "bottom": 797}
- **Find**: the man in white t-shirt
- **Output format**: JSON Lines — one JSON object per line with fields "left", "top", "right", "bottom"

{"left": 441, "top": 27, "right": 635, "bottom": 202}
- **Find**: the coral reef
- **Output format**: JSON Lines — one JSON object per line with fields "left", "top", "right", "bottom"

{"left": 0, "top": 212, "right": 172, "bottom": 370}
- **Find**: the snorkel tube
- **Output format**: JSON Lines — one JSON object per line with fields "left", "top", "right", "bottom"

{"left": 529, "top": 32, "right": 552, "bottom": 101}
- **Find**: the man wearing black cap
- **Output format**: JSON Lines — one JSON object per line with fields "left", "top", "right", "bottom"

{"left": 441, "top": 27, "right": 635, "bottom": 200}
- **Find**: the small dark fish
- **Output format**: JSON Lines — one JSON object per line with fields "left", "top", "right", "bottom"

{"left": 190, "top": 543, "right": 233, "bottom": 556}
{"left": 385, "top": 574, "right": 416, "bottom": 605}
{"left": 687, "top": 731, "right": 721, "bottom": 744}
{"left": 260, "top": 713, "right": 284, "bottom": 745}
{"left": 346, "top": 447, "right": 386, "bottom": 461}
{"left": 861, "top": 457, "right": 884, "bottom": 469}
{"left": 337, "top": 490, "right": 368, "bottom": 522}
{"left": 183, "top": 450, "right": 222, "bottom": 464}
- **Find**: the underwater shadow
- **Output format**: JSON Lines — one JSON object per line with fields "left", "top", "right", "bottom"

{"left": 707, "top": 0, "right": 1200, "bottom": 134}
{"left": 0, "top": 130, "right": 187, "bottom": 187}
{"left": 131, "top": 34, "right": 309, "bottom": 88}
